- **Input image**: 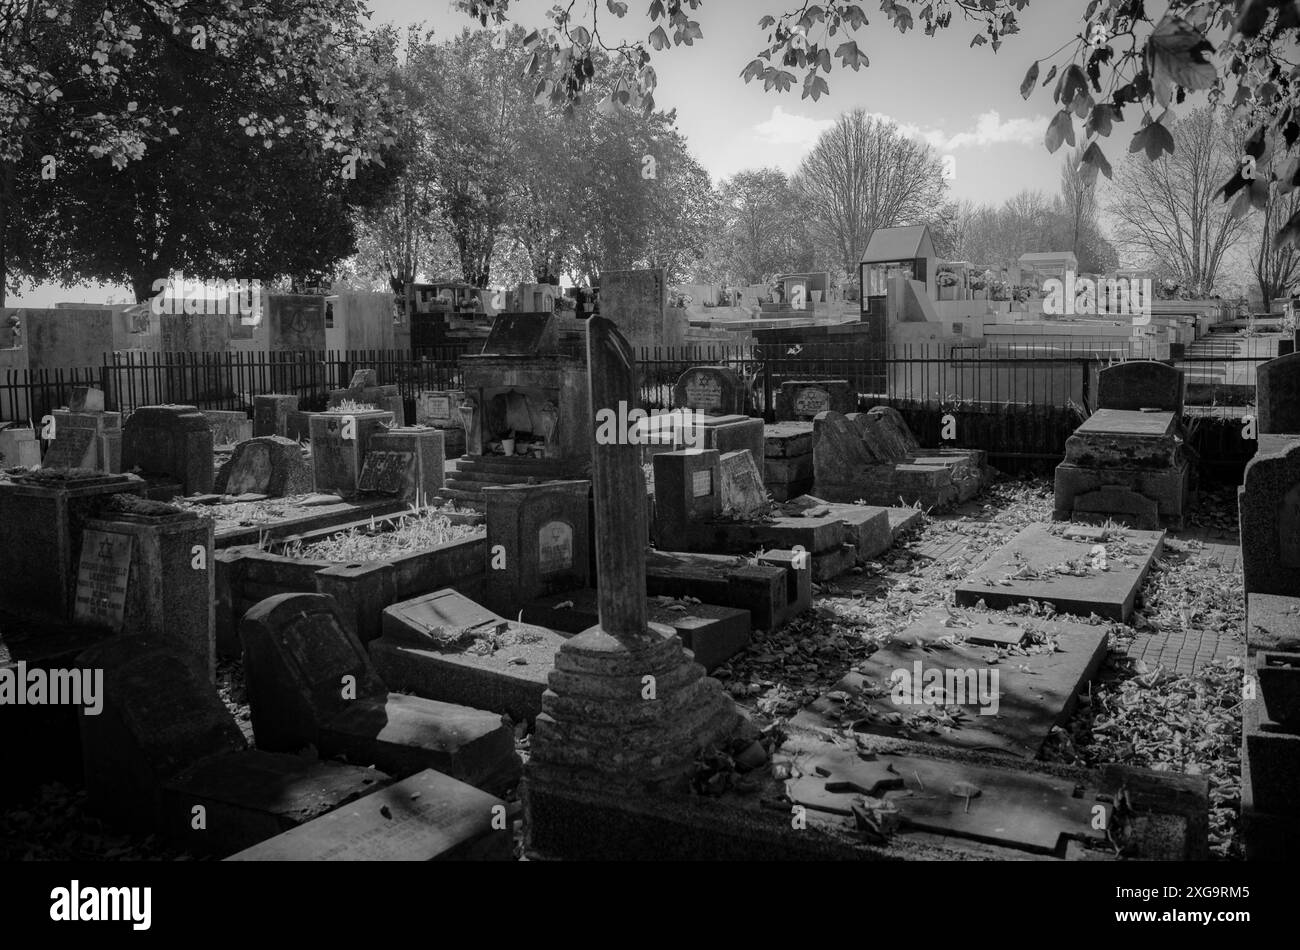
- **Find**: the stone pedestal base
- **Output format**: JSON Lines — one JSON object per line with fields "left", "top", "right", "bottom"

{"left": 529, "top": 624, "right": 742, "bottom": 790}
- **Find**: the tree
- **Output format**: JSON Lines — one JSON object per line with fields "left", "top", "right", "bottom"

{"left": 1252, "top": 171, "right": 1300, "bottom": 304}
{"left": 1108, "top": 107, "right": 1247, "bottom": 296}
{"left": 1, "top": 0, "right": 397, "bottom": 303}
{"left": 791, "top": 110, "right": 947, "bottom": 288}
{"left": 713, "top": 168, "right": 813, "bottom": 285}
{"left": 451, "top": 1, "right": 1300, "bottom": 249}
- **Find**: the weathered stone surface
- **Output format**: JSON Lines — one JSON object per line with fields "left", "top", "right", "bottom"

{"left": 1247, "top": 593, "right": 1300, "bottom": 654}
{"left": 653, "top": 449, "right": 721, "bottom": 551}
{"left": 849, "top": 407, "right": 920, "bottom": 462}
{"left": 673, "top": 366, "right": 752, "bottom": 416}
{"left": 44, "top": 409, "right": 122, "bottom": 472}
{"left": 954, "top": 523, "right": 1164, "bottom": 622}
{"left": 77, "top": 638, "right": 245, "bottom": 830}
{"left": 226, "top": 436, "right": 312, "bottom": 497}
{"left": 69, "top": 385, "right": 105, "bottom": 412}
{"left": 239, "top": 592, "right": 518, "bottom": 791}
{"left": 1096, "top": 360, "right": 1183, "bottom": 413}
{"left": 308, "top": 409, "right": 393, "bottom": 497}
{"left": 793, "top": 606, "right": 1109, "bottom": 757}
{"left": 226, "top": 768, "right": 511, "bottom": 861}
{"left": 764, "top": 421, "right": 814, "bottom": 458}
{"left": 1240, "top": 439, "right": 1300, "bottom": 598}
{"left": 328, "top": 367, "right": 406, "bottom": 425}
{"left": 775, "top": 379, "right": 854, "bottom": 421}
{"left": 374, "top": 589, "right": 566, "bottom": 722}
{"left": 359, "top": 427, "right": 445, "bottom": 502}
{"left": 253, "top": 394, "right": 299, "bottom": 438}
{"left": 1243, "top": 688, "right": 1300, "bottom": 818}
{"left": 122, "top": 404, "right": 214, "bottom": 495}
{"left": 719, "top": 450, "right": 767, "bottom": 518}
{"left": 0, "top": 424, "right": 40, "bottom": 468}
{"left": 1258, "top": 352, "right": 1300, "bottom": 435}
{"left": 161, "top": 751, "right": 388, "bottom": 857}
{"left": 483, "top": 480, "right": 589, "bottom": 617}
{"left": 202, "top": 410, "right": 253, "bottom": 447}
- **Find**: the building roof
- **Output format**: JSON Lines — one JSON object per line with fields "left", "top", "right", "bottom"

{"left": 1018, "top": 251, "right": 1078, "bottom": 264}
{"left": 861, "top": 225, "right": 934, "bottom": 263}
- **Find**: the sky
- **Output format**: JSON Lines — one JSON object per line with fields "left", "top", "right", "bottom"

{"left": 13, "top": 0, "right": 1100, "bottom": 306}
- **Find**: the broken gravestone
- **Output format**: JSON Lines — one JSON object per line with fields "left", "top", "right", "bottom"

{"left": 225, "top": 436, "right": 312, "bottom": 497}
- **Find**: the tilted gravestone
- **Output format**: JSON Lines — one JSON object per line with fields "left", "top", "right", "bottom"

{"left": 1256, "top": 352, "right": 1300, "bottom": 435}
{"left": 719, "top": 450, "right": 767, "bottom": 519}
{"left": 122, "top": 404, "right": 214, "bottom": 495}
{"left": 672, "top": 366, "right": 751, "bottom": 417}
{"left": 482, "top": 480, "right": 590, "bottom": 617}
{"left": 225, "top": 436, "right": 313, "bottom": 497}
{"left": 1240, "top": 440, "right": 1300, "bottom": 598}
{"left": 1096, "top": 360, "right": 1183, "bottom": 413}
{"left": 238, "top": 592, "right": 519, "bottom": 792}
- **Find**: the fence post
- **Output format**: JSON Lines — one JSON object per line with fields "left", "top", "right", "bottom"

{"left": 1080, "top": 358, "right": 1091, "bottom": 412}
{"left": 762, "top": 347, "right": 773, "bottom": 422}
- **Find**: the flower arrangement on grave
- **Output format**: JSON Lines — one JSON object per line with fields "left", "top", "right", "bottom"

{"left": 989, "top": 279, "right": 1012, "bottom": 300}
{"left": 936, "top": 269, "right": 958, "bottom": 288}
{"left": 968, "top": 273, "right": 987, "bottom": 291}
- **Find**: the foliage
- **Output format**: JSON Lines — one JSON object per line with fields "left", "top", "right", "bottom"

{"left": 711, "top": 167, "right": 813, "bottom": 285}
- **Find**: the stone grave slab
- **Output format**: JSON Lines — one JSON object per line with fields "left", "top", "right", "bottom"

{"left": 373, "top": 588, "right": 567, "bottom": 722}
{"left": 644, "top": 550, "right": 801, "bottom": 632}
{"left": 792, "top": 606, "right": 1109, "bottom": 757}
{"left": 42, "top": 424, "right": 97, "bottom": 470}
{"left": 1257, "top": 352, "right": 1300, "bottom": 435}
{"left": 482, "top": 480, "right": 589, "bottom": 618}
{"left": 77, "top": 638, "right": 246, "bottom": 830}
{"left": 202, "top": 410, "right": 253, "bottom": 447}
{"left": 226, "top": 768, "right": 510, "bottom": 861}
{"left": 161, "top": 750, "right": 388, "bottom": 857}
{"left": 783, "top": 746, "right": 1110, "bottom": 855}
{"left": 775, "top": 379, "right": 854, "bottom": 421}
{"left": 953, "top": 524, "right": 1164, "bottom": 622}
{"left": 1240, "top": 439, "right": 1300, "bottom": 598}
{"left": 239, "top": 592, "right": 519, "bottom": 792}
{"left": 719, "top": 450, "right": 767, "bottom": 518}
{"left": 1096, "top": 359, "right": 1183, "bottom": 414}
{"left": 308, "top": 409, "right": 393, "bottom": 497}
{"left": 1248, "top": 593, "right": 1300, "bottom": 654}
{"left": 224, "top": 436, "right": 312, "bottom": 497}
{"left": 327, "top": 368, "right": 405, "bottom": 426}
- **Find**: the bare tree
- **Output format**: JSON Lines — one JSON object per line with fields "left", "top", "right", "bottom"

{"left": 791, "top": 110, "right": 947, "bottom": 287}
{"left": 1108, "top": 107, "right": 1247, "bottom": 296}
{"left": 1251, "top": 166, "right": 1300, "bottom": 306}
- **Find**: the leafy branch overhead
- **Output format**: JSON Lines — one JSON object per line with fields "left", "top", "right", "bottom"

{"left": 453, "top": 0, "right": 1300, "bottom": 248}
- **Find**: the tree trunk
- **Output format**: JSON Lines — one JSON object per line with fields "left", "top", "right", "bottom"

{"left": 0, "top": 159, "right": 12, "bottom": 309}
{"left": 132, "top": 272, "right": 164, "bottom": 305}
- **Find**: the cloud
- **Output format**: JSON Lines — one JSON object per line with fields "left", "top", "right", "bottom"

{"left": 872, "top": 109, "right": 1047, "bottom": 152}
{"left": 753, "top": 106, "right": 837, "bottom": 145}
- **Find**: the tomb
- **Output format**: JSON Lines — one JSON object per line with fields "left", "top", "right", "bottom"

{"left": 238, "top": 592, "right": 520, "bottom": 793}
{"left": 1257, "top": 351, "right": 1300, "bottom": 435}
{"left": 44, "top": 406, "right": 122, "bottom": 474}
{"left": 371, "top": 588, "right": 569, "bottom": 723}
{"left": 77, "top": 636, "right": 389, "bottom": 855}
{"left": 644, "top": 548, "right": 808, "bottom": 632}
{"left": 953, "top": 523, "right": 1164, "bottom": 623}
{"left": 253, "top": 394, "right": 299, "bottom": 438}
{"left": 1238, "top": 438, "right": 1300, "bottom": 599}
{"left": 0, "top": 470, "right": 145, "bottom": 623}
{"left": 812, "top": 407, "right": 991, "bottom": 509}
{"left": 441, "top": 313, "right": 591, "bottom": 511}
{"left": 673, "top": 366, "right": 754, "bottom": 417}
{"left": 1054, "top": 361, "right": 1191, "bottom": 529}
{"left": 415, "top": 389, "right": 468, "bottom": 456}
{"left": 358, "top": 426, "right": 445, "bottom": 504}
{"left": 122, "top": 404, "right": 214, "bottom": 497}
{"left": 482, "top": 480, "right": 590, "bottom": 618}
{"left": 763, "top": 421, "right": 815, "bottom": 502}
{"left": 793, "top": 606, "right": 1109, "bottom": 757}
{"left": 202, "top": 410, "right": 253, "bottom": 448}
{"left": 327, "top": 368, "right": 406, "bottom": 426}
{"left": 308, "top": 407, "right": 394, "bottom": 497}
{"left": 651, "top": 447, "right": 894, "bottom": 581}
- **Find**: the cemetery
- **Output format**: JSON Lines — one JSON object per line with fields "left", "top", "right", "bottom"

{"left": 6, "top": 1, "right": 1300, "bottom": 884}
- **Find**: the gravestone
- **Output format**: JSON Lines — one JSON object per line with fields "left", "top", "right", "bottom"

{"left": 1257, "top": 352, "right": 1300, "bottom": 435}
{"left": 358, "top": 427, "right": 444, "bottom": 503}
{"left": 226, "top": 768, "right": 509, "bottom": 861}
{"left": 239, "top": 592, "right": 519, "bottom": 791}
{"left": 82, "top": 497, "right": 216, "bottom": 680}
{"left": 775, "top": 379, "right": 854, "bottom": 421}
{"left": 527, "top": 316, "right": 741, "bottom": 809}
{"left": 718, "top": 450, "right": 767, "bottom": 519}
{"left": 77, "top": 638, "right": 245, "bottom": 830}
{"left": 1240, "top": 440, "right": 1300, "bottom": 598}
{"left": 415, "top": 389, "right": 467, "bottom": 456}
{"left": 1096, "top": 360, "right": 1183, "bottom": 413}
{"left": 673, "top": 366, "right": 750, "bottom": 417}
{"left": 599, "top": 267, "right": 668, "bottom": 350}
{"left": 328, "top": 367, "right": 405, "bottom": 426}
{"left": 652, "top": 449, "right": 721, "bottom": 551}
{"left": 0, "top": 423, "right": 40, "bottom": 468}
{"left": 202, "top": 410, "right": 253, "bottom": 447}
{"left": 44, "top": 409, "right": 122, "bottom": 473}
{"left": 253, "top": 394, "right": 299, "bottom": 438}
{"left": 308, "top": 409, "right": 393, "bottom": 496}
{"left": 69, "top": 385, "right": 105, "bottom": 412}
{"left": 122, "top": 404, "right": 214, "bottom": 495}
{"left": 482, "top": 480, "right": 590, "bottom": 617}
{"left": 225, "top": 436, "right": 313, "bottom": 497}
{"left": 0, "top": 471, "right": 145, "bottom": 622}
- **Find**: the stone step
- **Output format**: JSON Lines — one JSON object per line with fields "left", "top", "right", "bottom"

{"left": 454, "top": 456, "right": 570, "bottom": 478}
